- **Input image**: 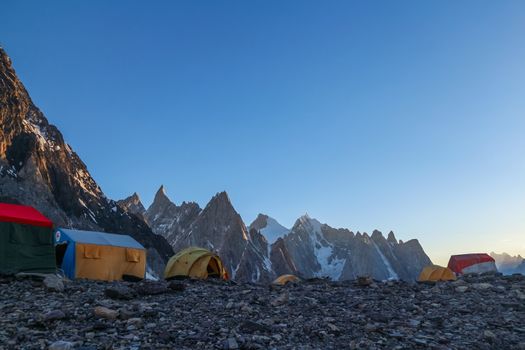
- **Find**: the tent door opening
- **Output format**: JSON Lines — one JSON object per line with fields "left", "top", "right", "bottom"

{"left": 55, "top": 242, "right": 68, "bottom": 268}
{"left": 207, "top": 258, "right": 220, "bottom": 278}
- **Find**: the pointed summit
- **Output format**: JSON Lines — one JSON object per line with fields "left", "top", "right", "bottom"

{"left": 387, "top": 231, "right": 397, "bottom": 244}
{"left": 249, "top": 213, "right": 270, "bottom": 232}
{"left": 215, "top": 191, "right": 231, "bottom": 203}
{"left": 153, "top": 185, "right": 174, "bottom": 206}
{"left": 130, "top": 192, "right": 141, "bottom": 203}
{"left": 206, "top": 191, "right": 234, "bottom": 211}
{"left": 117, "top": 192, "right": 146, "bottom": 217}
{"left": 297, "top": 213, "right": 312, "bottom": 226}
{"left": 371, "top": 229, "right": 383, "bottom": 240}
{"left": 294, "top": 213, "right": 322, "bottom": 233}
{"left": 249, "top": 213, "right": 289, "bottom": 244}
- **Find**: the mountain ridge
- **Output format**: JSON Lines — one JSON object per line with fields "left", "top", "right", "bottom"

{"left": 122, "top": 185, "right": 432, "bottom": 282}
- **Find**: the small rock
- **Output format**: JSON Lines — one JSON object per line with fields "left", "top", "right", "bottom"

{"left": 514, "top": 290, "right": 525, "bottom": 300}
{"left": 104, "top": 285, "right": 136, "bottom": 300}
{"left": 472, "top": 283, "right": 492, "bottom": 290}
{"left": 364, "top": 323, "right": 379, "bottom": 332}
{"left": 484, "top": 330, "right": 496, "bottom": 340}
{"left": 94, "top": 306, "right": 119, "bottom": 320}
{"left": 272, "top": 334, "right": 283, "bottom": 341}
{"left": 408, "top": 319, "right": 421, "bottom": 327}
{"left": 451, "top": 279, "right": 467, "bottom": 286}
{"left": 357, "top": 276, "right": 373, "bottom": 286}
{"left": 44, "top": 275, "right": 64, "bottom": 292}
{"left": 224, "top": 337, "right": 239, "bottom": 349}
{"left": 135, "top": 281, "right": 169, "bottom": 295}
{"left": 44, "top": 310, "right": 66, "bottom": 321}
{"left": 168, "top": 281, "right": 185, "bottom": 291}
{"left": 327, "top": 323, "right": 340, "bottom": 334}
{"left": 118, "top": 308, "right": 136, "bottom": 320}
{"left": 145, "top": 322, "right": 156, "bottom": 329}
{"left": 85, "top": 332, "right": 95, "bottom": 339}
{"left": 126, "top": 318, "right": 143, "bottom": 327}
{"left": 48, "top": 341, "right": 74, "bottom": 350}
{"left": 271, "top": 292, "right": 289, "bottom": 306}
{"left": 455, "top": 286, "right": 469, "bottom": 293}
{"left": 240, "top": 320, "right": 270, "bottom": 333}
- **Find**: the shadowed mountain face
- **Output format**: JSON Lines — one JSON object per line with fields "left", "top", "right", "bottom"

{"left": 123, "top": 186, "right": 432, "bottom": 282}
{"left": 0, "top": 48, "right": 173, "bottom": 274}
{"left": 278, "top": 215, "right": 432, "bottom": 281}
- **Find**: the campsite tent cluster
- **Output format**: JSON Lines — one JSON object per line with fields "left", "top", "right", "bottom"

{"left": 0, "top": 203, "right": 231, "bottom": 282}
{"left": 0, "top": 203, "right": 500, "bottom": 284}
{"left": 417, "top": 253, "right": 497, "bottom": 282}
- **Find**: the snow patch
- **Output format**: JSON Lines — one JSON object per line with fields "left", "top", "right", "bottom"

{"left": 145, "top": 268, "right": 159, "bottom": 280}
{"left": 301, "top": 216, "right": 345, "bottom": 280}
{"left": 260, "top": 217, "right": 290, "bottom": 244}
{"left": 372, "top": 241, "right": 399, "bottom": 280}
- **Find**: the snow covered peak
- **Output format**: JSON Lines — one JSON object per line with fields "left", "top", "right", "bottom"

{"left": 296, "top": 214, "right": 322, "bottom": 233}
{"left": 256, "top": 215, "right": 290, "bottom": 244}
{"left": 299, "top": 213, "right": 311, "bottom": 221}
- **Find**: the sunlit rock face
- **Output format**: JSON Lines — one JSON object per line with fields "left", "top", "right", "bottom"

{"left": 0, "top": 48, "right": 173, "bottom": 275}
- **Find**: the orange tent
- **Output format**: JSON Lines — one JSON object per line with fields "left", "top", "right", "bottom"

{"left": 272, "top": 274, "right": 301, "bottom": 285}
{"left": 418, "top": 265, "right": 456, "bottom": 282}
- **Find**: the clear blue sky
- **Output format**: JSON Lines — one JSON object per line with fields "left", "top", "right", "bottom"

{"left": 3, "top": 1, "right": 525, "bottom": 264}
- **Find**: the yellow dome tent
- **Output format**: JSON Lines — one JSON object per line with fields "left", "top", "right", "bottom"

{"left": 418, "top": 265, "right": 456, "bottom": 282}
{"left": 272, "top": 274, "right": 301, "bottom": 286}
{"left": 164, "top": 247, "right": 228, "bottom": 280}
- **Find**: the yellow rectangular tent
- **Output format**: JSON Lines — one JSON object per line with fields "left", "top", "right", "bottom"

{"left": 55, "top": 228, "right": 146, "bottom": 281}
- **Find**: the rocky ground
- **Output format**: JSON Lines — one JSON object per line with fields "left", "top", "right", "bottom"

{"left": 0, "top": 273, "right": 524, "bottom": 350}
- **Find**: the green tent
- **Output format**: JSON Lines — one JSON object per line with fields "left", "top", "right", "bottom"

{"left": 0, "top": 203, "right": 56, "bottom": 275}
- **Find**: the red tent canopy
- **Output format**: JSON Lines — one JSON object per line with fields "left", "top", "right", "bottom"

{"left": 447, "top": 253, "right": 495, "bottom": 274}
{"left": 0, "top": 203, "right": 53, "bottom": 228}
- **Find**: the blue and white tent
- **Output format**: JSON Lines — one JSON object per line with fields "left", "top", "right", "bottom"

{"left": 55, "top": 228, "right": 146, "bottom": 281}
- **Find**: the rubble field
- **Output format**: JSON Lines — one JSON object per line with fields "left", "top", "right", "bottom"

{"left": 0, "top": 273, "right": 524, "bottom": 350}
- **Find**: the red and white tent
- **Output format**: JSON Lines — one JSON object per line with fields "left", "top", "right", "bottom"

{"left": 447, "top": 253, "right": 497, "bottom": 275}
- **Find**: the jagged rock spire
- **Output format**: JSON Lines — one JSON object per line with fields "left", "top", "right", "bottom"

{"left": 387, "top": 231, "right": 398, "bottom": 244}
{"left": 152, "top": 185, "right": 174, "bottom": 206}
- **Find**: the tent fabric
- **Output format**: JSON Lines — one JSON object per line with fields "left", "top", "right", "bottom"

{"left": 55, "top": 228, "right": 146, "bottom": 281}
{"left": 0, "top": 203, "right": 53, "bottom": 228}
{"left": 164, "top": 247, "right": 228, "bottom": 280}
{"left": 418, "top": 265, "right": 456, "bottom": 282}
{"left": 447, "top": 253, "right": 497, "bottom": 275}
{"left": 57, "top": 228, "right": 144, "bottom": 249}
{"left": 0, "top": 220, "right": 56, "bottom": 275}
{"left": 272, "top": 274, "right": 301, "bottom": 285}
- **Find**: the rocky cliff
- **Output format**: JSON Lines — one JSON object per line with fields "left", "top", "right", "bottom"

{"left": 270, "top": 215, "right": 431, "bottom": 282}
{"left": 0, "top": 47, "right": 173, "bottom": 274}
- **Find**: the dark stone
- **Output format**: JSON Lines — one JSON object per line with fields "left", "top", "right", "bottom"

{"left": 168, "top": 281, "right": 186, "bottom": 291}
{"left": 104, "top": 285, "right": 137, "bottom": 300}
{"left": 134, "top": 281, "right": 169, "bottom": 295}
{"left": 239, "top": 320, "right": 271, "bottom": 333}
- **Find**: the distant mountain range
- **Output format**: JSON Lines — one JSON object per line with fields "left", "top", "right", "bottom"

{"left": 1, "top": 47, "right": 432, "bottom": 281}
{"left": 119, "top": 186, "right": 432, "bottom": 282}
{"left": 490, "top": 252, "right": 525, "bottom": 275}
